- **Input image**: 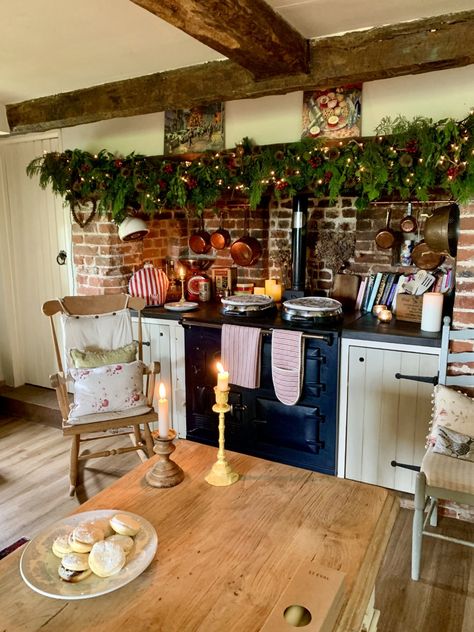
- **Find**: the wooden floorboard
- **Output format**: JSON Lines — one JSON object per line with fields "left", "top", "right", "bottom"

{"left": 0, "top": 411, "right": 472, "bottom": 630}
{"left": 0, "top": 416, "right": 140, "bottom": 551}
{"left": 375, "top": 508, "right": 474, "bottom": 631}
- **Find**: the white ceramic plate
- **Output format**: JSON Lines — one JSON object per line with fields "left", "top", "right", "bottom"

{"left": 20, "top": 510, "right": 158, "bottom": 600}
{"left": 163, "top": 301, "right": 199, "bottom": 312}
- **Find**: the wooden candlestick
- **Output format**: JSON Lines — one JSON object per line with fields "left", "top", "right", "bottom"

{"left": 145, "top": 429, "right": 184, "bottom": 488}
{"left": 205, "top": 387, "right": 239, "bottom": 487}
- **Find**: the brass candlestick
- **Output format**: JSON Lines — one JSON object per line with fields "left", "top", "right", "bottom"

{"left": 178, "top": 276, "right": 186, "bottom": 303}
{"left": 205, "top": 387, "right": 239, "bottom": 486}
{"left": 145, "top": 429, "right": 184, "bottom": 488}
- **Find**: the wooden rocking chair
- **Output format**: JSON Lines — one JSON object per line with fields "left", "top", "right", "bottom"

{"left": 42, "top": 294, "right": 159, "bottom": 496}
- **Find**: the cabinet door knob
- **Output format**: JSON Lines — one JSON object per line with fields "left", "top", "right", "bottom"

{"left": 359, "top": 357, "right": 364, "bottom": 362}
{"left": 134, "top": 339, "right": 150, "bottom": 346}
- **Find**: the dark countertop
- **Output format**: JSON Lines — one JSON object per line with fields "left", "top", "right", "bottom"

{"left": 141, "top": 302, "right": 441, "bottom": 348}
{"left": 342, "top": 313, "right": 441, "bottom": 348}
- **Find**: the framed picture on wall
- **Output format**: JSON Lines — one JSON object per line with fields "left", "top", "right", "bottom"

{"left": 302, "top": 84, "right": 362, "bottom": 140}
{"left": 164, "top": 103, "right": 225, "bottom": 155}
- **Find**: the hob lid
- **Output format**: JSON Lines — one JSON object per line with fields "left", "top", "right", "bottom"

{"left": 221, "top": 294, "right": 274, "bottom": 308}
{"left": 283, "top": 297, "right": 342, "bottom": 313}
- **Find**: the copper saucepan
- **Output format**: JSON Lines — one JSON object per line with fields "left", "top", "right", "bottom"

{"left": 411, "top": 241, "right": 445, "bottom": 270}
{"left": 210, "top": 213, "right": 231, "bottom": 250}
{"left": 189, "top": 218, "right": 212, "bottom": 255}
{"left": 375, "top": 210, "right": 396, "bottom": 249}
{"left": 230, "top": 211, "right": 262, "bottom": 267}
{"left": 400, "top": 202, "right": 418, "bottom": 234}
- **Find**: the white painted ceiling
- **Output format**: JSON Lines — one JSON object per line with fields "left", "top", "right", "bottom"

{"left": 1, "top": 0, "right": 473, "bottom": 104}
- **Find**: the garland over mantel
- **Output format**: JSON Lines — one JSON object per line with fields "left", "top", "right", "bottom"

{"left": 27, "top": 110, "right": 474, "bottom": 223}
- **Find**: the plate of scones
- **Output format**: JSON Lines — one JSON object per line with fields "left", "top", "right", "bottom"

{"left": 20, "top": 509, "right": 158, "bottom": 599}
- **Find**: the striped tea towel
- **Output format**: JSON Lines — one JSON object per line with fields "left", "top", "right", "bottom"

{"left": 221, "top": 324, "right": 262, "bottom": 389}
{"left": 271, "top": 329, "right": 304, "bottom": 405}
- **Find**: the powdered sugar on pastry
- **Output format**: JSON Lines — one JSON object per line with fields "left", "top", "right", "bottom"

{"left": 68, "top": 523, "right": 104, "bottom": 553}
{"left": 52, "top": 534, "right": 72, "bottom": 558}
{"left": 109, "top": 513, "right": 141, "bottom": 537}
{"left": 88, "top": 540, "right": 126, "bottom": 577}
{"left": 106, "top": 534, "right": 134, "bottom": 555}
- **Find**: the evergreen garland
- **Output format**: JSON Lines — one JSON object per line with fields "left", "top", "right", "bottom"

{"left": 26, "top": 110, "right": 474, "bottom": 223}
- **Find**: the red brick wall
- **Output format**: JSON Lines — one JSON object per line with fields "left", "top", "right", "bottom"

{"left": 73, "top": 198, "right": 472, "bottom": 306}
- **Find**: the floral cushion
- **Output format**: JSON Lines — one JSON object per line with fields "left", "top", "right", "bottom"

{"left": 429, "top": 384, "right": 474, "bottom": 442}
{"left": 430, "top": 424, "right": 474, "bottom": 462}
{"left": 68, "top": 361, "right": 147, "bottom": 421}
{"left": 70, "top": 342, "right": 137, "bottom": 369}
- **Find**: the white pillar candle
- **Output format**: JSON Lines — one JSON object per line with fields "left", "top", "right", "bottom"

{"left": 157, "top": 382, "right": 169, "bottom": 438}
{"left": 421, "top": 292, "right": 444, "bottom": 332}
{"left": 216, "top": 362, "right": 229, "bottom": 391}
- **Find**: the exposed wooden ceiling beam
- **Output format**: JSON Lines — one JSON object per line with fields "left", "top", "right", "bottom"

{"left": 7, "top": 11, "right": 474, "bottom": 135}
{"left": 130, "top": 0, "right": 309, "bottom": 79}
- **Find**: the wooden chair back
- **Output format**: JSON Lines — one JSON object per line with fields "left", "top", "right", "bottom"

{"left": 42, "top": 294, "right": 146, "bottom": 373}
{"left": 438, "top": 316, "right": 474, "bottom": 388}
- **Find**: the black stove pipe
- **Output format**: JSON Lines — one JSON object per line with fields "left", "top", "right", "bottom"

{"left": 290, "top": 194, "right": 308, "bottom": 292}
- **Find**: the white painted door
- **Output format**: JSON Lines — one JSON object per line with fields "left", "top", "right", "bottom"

{"left": 344, "top": 346, "right": 439, "bottom": 494}
{"left": 0, "top": 132, "right": 73, "bottom": 388}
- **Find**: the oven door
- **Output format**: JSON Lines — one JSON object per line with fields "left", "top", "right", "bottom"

{"left": 183, "top": 324, "right": 340, "bottom": 475}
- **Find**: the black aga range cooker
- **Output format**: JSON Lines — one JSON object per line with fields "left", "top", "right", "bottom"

{"left": 183, "top": 312, "right": 341, "bottom": 476}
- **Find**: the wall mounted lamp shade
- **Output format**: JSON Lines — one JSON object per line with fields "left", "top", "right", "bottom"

{"left": 118, "top": 216, "right": 149, "bottom": 241}
{"left": 0, "top": 105, "right": 10, "bottom": 135}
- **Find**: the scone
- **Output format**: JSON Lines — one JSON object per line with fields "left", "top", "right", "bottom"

{"left": 91, "top": 517, "right": 114, "bottom": 538}
{"left": 110, "top": 513, "right": 141, "bottom": 537}
{"left": 68, "top": 523, "right": 104, "bottom": 553}
{"left": 52, "top": 534, "right": 72, "bottom": 558}
{"left": 88, "top": 540, "right": 126, "bottom": 578}
{"left": 106, "top": 534, "right": 135, "bottom": 555}
{"left": 58, "top": 552, "right": 92, "bottom": 583}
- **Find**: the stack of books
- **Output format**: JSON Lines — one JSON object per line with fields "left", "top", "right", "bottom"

{"left": 355, "top": 268, "right": 454, "bottom": 313}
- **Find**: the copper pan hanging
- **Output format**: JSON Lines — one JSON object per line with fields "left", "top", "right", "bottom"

{"left": 411, "top": 241, "right": 445, "bottom": 270}
{"left": 400, "top": 202, "right": 418, "bottom": 234}
{"left": 210, "top": 211, "right": 231, "bottom": 250}
{"left": 375, "top": 210, "right": 396, "bottom": 249}
{"left": 230, "top": 210, "right": 262, "bottom": 267}
{"left": 189, "top": 217, "right": 212, "bottom": 254}
{"left": 423, "top": 204, "right": 459, "bottom": 257}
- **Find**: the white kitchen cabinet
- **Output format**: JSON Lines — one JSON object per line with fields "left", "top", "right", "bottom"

{"left": 132, "top": 317, "right": 186, "bottom": 438}
{"left": 338, "top": 338, "right": 440, "bottom": 494}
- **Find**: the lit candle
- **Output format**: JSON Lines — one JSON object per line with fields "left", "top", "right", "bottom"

{"left": 178, "top": 266, "right": 186, "bottom": 280}
{"left": 216, "top": 362, "right": 229, "bottom": 391}
{"left": 421, "top": 292, "right": 444, "bottom": 332}
{"left": 377, "top": 308, "right": 393, "bottom": 322}
{"left": 157, "top": 382, "right": 169, "bottom": 438}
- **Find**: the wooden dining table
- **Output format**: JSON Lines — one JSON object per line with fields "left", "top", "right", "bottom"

{"left": 0, "top": 441, "right": 398, "bottom": 632}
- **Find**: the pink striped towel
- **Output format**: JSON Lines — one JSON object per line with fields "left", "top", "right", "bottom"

{"left": 221, "top": 325, "right": 262, "bottom": 389}
{"left": 271, "top": 330, "right": 304, "bottom": 405}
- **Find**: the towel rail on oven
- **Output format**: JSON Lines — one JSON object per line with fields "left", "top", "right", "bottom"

{"left": 181, "top": 321, "right": 333, "bottom": 343}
